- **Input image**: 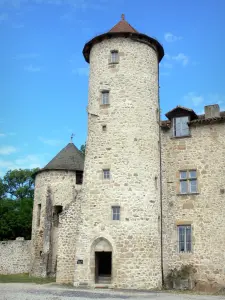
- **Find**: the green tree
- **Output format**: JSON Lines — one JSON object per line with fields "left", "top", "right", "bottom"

{"left": 0, "top": 168, "right": 38, "bottom": 240}
{"left": 80, "top": 143, "right": 86, "bottom": 157}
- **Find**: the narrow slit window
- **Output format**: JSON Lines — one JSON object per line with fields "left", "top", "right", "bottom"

{"left": 37, "top": 204, "right": 41, "bottom": 227}
{"left": 53, "top": 205, "right": 63, "bottom": 227}
{"left": 112, "top": 206, "right": 120, "bottom": 220}
{"left": 102, "top": 125, "right": 107, "bottom": 132}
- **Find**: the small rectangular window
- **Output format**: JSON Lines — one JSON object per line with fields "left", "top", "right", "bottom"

{"left": 178, "top": 225, "right": 192, "bottom": 252}
{"left": 37, "top": 204, "right": 41, "bottom": 227}
{"left": 103, "top": 169, "right": 110, "bottom": 180}
{"left": 173, "top": 116, "right": 190, "bottom": 137}
{"left": 101, "top": 91, "right": 109, "bottom": 105}
{"left": 76, "top": 171, "right": 83, "bottom": 185}
{"left": 180, "top": 170, "right": 197, "bottom": 194}
{"left": 102, "top": 125, "right": 107, "bottom": 131}
{"left": 112, "top": 206, "right": 120, "bottom": 220}
{"left": 111, "top": 50, "right": 118, "bottom": 63}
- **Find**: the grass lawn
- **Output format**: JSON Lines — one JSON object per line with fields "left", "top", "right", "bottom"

{"left": 0, "top": 273, "right": 56, "bottom": 284}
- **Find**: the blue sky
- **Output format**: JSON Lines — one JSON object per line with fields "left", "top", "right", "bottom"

{"left": 1, "top": 0, "right": 225, "bottom": 177}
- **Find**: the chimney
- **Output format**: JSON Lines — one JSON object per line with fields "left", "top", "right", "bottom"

{"left": 204, "top": 104, "right": 220, "bottom": 119}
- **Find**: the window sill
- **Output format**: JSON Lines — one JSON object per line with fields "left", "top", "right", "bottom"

{"left": 178, "top": 251, "right": 193, "bottom": 255}
{"left": 100, "top": 104, "right": 110, "bottom": 108}
{"left": 177, "top": 193, "right": 199, "bottom": 196}
{"left": 171, "top": 135, "right": 192, "bottom": 139}
{"left": 109, "top": 62, "right": 119, "bottom": 65}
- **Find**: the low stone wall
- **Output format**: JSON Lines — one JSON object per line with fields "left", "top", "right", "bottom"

{"left": 0, "top": 238, "right": 31, "bottom": 275}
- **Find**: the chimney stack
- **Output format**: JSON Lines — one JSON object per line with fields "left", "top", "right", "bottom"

{"left": 204, "top": 104, "right": 220, "bottom": 119}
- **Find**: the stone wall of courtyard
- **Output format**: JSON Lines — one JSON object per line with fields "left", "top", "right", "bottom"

{"left": 0, "top": 238, "right": 31, "bottom": 275}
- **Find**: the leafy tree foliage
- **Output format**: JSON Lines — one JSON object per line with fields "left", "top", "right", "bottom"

{"left": 0, "top": 168, "right": 38, "bottom": 241}
{"left": 80, "top": 143, "right": 86, "bottom": 157}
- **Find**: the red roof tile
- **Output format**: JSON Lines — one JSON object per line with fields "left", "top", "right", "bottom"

{"left": 109, "top": 14, "right": 138, "bottom": 33}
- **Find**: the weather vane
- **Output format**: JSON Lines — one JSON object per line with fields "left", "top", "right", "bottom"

{"left": 70, "top": 133, "right": 75, "bottom": 143}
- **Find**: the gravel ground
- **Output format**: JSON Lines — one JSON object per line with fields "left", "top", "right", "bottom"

{"left": 0, "top": 283, "right": 225, "bottom": 300}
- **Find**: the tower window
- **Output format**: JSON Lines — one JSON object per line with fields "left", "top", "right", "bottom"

{"left": 180, "top": 170, "right": 197, "bottom": 194}
{"left": 102, "top": 125, "right": 107, "bottom": 132}
{"left": 76, "top": 171, "right": 83, "bottom": 184}
{"left": 103, "top": 169, "right": 110, "bottom": 180}
{"left": 101, "top": 91, "right": 109, "bottom": 105}
{"left": 112, "top": 206, "right": 120, "bottom": 220}
{"left": 111, "top": 50, "right": 118, "bottom": 63}
{"left": 173, "top": 116, "right": 190, "bottom": 137}
{"left": 53, "top": 205, "right": 63, "bottom": 227}
{"left": 37, "top": 204, "right": 41, "bottom": 227}
{"left": 178, "top": 225, "right": 192, "bottom": 252}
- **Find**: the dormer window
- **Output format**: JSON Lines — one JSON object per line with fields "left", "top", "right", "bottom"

{"left": 173, "top": 116, "right": 190, "bottom": 137}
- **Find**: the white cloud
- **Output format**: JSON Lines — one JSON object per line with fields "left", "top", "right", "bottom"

{"left": 0, "top": 153, "right": 49, "bottom": 176}
{"left": 172, "top": 53, "right": 189, "bottom": 66}
{"left": 163, "top": 62, "right": 173, "bottom": 69}
{"left": 0, "top": 12, "right": 8, "bottom": 22}
{"left": 164, "top": 32, "right": 183, "bottom": 43}
{"left": 183, "top": 92, "right": 225, "bottom": 113}
{"left": 72, "top": 67, "right": 89, "bottom": 76}
{"left": 183, "top": 92, "right": 204, "bottom": 107}
{"left": 0, "top": 146, "right": 17, "bottom": 155}
{"left": 164, "top": 53, "right": 189, "bottom": 67}
{"left": 24, "top": 64, "right": 42, "bottom": 72}
{"left": 0, "top": 133, "right": 6, "bottom": 137}
{"left": 39, "top": 136, "right": 62, "bottom": 146}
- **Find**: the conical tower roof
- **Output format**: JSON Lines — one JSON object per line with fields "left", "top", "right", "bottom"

{"left": 83, "top": 14, "right": 164, "bottom": 63}
{"left": 109, "top": 14, "right": 138, "bottom": 33}
{"left": 43, "top": 142, "right": 84, "bottom": 171}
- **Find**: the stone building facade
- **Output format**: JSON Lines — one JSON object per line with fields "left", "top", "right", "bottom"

{"left": 29, "top": 16, "right": 225, "bottom": 291}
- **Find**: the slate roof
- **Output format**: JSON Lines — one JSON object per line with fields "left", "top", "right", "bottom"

{"left": 40, "top": 143, "right": 84, "bottom": 173}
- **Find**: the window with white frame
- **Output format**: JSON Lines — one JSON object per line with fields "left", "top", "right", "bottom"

{"left": 103, "top": 169, "right": 110, "bottom": 180}
{"left": 101, "top": 91, "right": 109, "bottom": 105}
{"left": 111, "top": 50, "right": 118, "bottom": 63}
{"left": 173, "top": 116, "right": 190, "bottom": 137}
{"left": 180, "top": 170, "right": 197, "bottom": 194}
{"left": 178, "top": 225, "right": 192, "bottom": 252}
{"left": 112, "top": 206, "right": 120, "bottom": 220}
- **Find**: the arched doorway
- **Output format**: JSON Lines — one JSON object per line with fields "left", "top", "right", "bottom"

{"left": 92, "top": 238, "right": 112, "bottom": 284}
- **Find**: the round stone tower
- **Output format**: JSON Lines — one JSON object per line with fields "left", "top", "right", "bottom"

{"left": 74, "top": 15, "right": 164, "bottom": 289}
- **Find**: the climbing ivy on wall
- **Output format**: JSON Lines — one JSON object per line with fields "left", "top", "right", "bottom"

{"left": 0, "top": 168, "right": 38, "bottom": 240}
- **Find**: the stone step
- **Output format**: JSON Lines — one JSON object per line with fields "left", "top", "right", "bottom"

{"left": 97, "top": 276, "right": 111, "bottom": 283}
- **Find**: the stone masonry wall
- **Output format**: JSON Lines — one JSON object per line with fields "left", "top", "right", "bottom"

{"left": 161, "top": 121, "right": 225, "bottom": 291}
{"left": 56, "top": 191, "right": 82, "bottom": 284}
{"left": 0, "top": 238, "right": 31, "bottom": 275}
{"left": 73, "top": 37, "right": 162, "bottom": 289}
{"left": 30, "top": 170, "right": 80, "bottom": 277}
